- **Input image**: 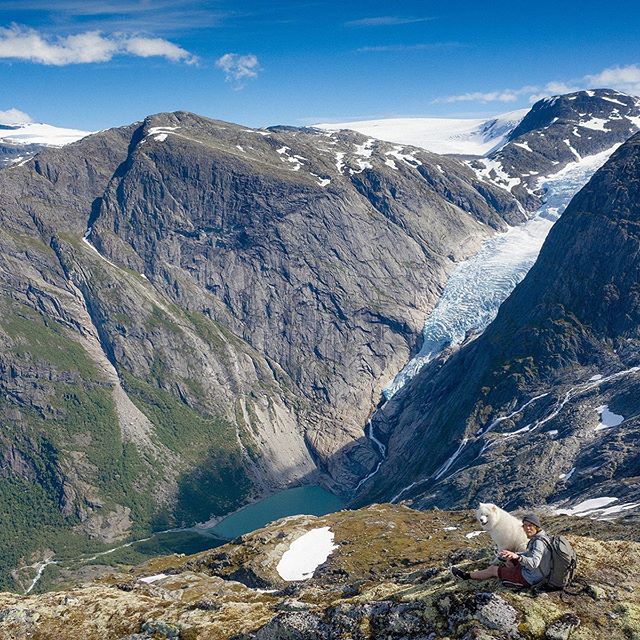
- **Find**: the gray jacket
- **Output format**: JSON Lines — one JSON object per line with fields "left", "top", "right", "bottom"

{"left": 518, "top": 531, "right": 552, "bottom": 585}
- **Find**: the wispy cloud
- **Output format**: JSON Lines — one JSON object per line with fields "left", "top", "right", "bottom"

{"left": 433, "top": 85, "right": 539, "bottom": 104}
{"left": 526, "top": 81, "right": 580, "bottom": 104}
{"left": 216, "top": 53, "right": 260, "bottom": 88}
{"left": 0, "top": 24, "right": 197, "bottom": 65}
{"left": 433, "top": 64, "right": 640, "bottom": 106}
{"left": 346, "top": 16, "right": 433, "bottom": 27}
{"left": 357, "top": 42, "right": 466, "bottom": 53}
{"left": 0, "top": 107, "right": 33, "bottom": 124}
{"left": 0, "top": 1, "right": 227, "bottom": 35}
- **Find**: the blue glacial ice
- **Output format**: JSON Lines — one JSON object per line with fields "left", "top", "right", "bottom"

{"left": 383, "top": 145, "right": 621, "bottom": 399}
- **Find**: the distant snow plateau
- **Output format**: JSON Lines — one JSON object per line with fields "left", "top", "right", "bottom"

{"left": 313, "top": 108, "right": 529, "bottom": 156}
{"left": 0, "top": 121, "right": 91, "bottom": 148}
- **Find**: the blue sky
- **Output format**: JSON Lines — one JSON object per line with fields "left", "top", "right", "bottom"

{"left": 1, "top": 0, "right": 639, "bottom": 130}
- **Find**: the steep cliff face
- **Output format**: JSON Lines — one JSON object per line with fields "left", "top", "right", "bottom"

{"left": 0, "top": 111, "right": 520, "bottom": 586}
{"left": 87, "top": 113, "right": 524, "bottom": 456}
{"left": 358, "top": 133, "right": 640, "bottom": 512}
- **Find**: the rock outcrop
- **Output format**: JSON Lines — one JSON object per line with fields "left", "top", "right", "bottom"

{"left": 469, "top": 89, "right": 640, "bottom": 210}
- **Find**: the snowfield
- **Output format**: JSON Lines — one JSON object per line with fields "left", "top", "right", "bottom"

{"left": 314, "top": 109, "right": 528, "bottom": 156}
{"left": 555, "top": 497, "right": 640, "bottom": 518}
{"left": 595, "top": 405, "right": 624, "bottom": 430}
{"left": 0, "top": 122, "right": 91, "bottom": 147}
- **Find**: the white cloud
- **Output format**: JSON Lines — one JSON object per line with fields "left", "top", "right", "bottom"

{"left": 527, "top": 81, "right": 580, "bottom": 103}
{"left": 216, "top": 53, "right": 260, "bottom": 86}
{"left": 434, "top": 85, "right": 538, "bottom": 104}
{"left": 0, "top": 24, "right": 197, "bottom": 65}
{"left": 0, "top": 108, "right": 33, "bottom": 124}
{"left": 123, "top": 36, "right": 196, "bottom": 62}
{"left": 543, "top": 81, "right": 579, "bottom": 94}
{"left": 434, "top": 64, "right": 640, "bottom": 107}
{"left": 585, "top": 64, "right": 640, "bottom": 95}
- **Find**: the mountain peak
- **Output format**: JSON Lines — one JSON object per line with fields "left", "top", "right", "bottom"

{"left": 508, "top": 88, "right": 640, "bottom": 141}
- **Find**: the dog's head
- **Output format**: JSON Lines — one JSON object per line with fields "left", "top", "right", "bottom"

{"left": 475, "top": 502, "right": 498, "bottom": 528}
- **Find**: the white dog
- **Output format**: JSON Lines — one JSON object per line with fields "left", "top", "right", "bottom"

{"left": 475, "top": 502, "right": 527, "bottom": 552}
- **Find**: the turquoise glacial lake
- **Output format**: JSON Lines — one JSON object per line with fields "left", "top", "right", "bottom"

{"left": 203, "top": 485, "right": 346, "bottom": 539}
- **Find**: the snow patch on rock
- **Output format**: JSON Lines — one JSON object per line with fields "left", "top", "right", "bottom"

{"left": 276, "top": 527, "right": 338, "bottom": 581}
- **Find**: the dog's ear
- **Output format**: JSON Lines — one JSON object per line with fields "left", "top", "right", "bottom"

{"left": 477, "top": 502, "right": 484, "bottom": 509}
{"left": 490, "top": 504, "right": 498, "bottom": 512}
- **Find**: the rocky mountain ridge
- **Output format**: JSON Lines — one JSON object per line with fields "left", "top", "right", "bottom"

{"left": 470, "top": 89, "right": 640, "bottom": 210}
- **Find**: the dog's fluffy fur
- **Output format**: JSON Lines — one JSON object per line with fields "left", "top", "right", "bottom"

{"left": 476, "top": 502, "right": 527, "bottom": 552}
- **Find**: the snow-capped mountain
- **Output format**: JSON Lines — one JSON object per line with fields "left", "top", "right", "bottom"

{"left": 382, "top": 90, "right": 640, "bottom": 398}
{"left": 469, "top": 89, "right": 640, "bottom": 209}
{"left": 313, "top": 109, "right": 529, "bottom": 156}
{"left": 0, "top": 121, "right": 91, "bottom": 167}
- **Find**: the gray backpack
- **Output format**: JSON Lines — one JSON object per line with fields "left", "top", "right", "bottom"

{"left": 539, "top": 535, "right": 577, "bottom": 590}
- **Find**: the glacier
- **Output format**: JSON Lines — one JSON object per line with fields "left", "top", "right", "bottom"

{"left": 383, "top": 144, "right": 622, "bottom": 399}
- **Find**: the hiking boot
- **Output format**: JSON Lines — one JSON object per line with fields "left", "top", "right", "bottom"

{"left": 451, "top": 566, "right": 470, "bottom": 580}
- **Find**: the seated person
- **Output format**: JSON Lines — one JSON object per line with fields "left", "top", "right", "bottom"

{"left": 451, "top": 513, "right": 551, "bottom": 587}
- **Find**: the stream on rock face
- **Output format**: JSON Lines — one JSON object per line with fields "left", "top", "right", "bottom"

{"left": 383, "top": 144, "right": 621, "bottom": 399}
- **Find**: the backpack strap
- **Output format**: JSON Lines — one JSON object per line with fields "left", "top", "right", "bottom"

{"left": 531, "top": 535, "right": 554, "bottom": 590}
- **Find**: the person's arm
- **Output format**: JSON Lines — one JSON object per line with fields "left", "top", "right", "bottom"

{"left": 517, "top": 538, "right": 545, "bottom": 570}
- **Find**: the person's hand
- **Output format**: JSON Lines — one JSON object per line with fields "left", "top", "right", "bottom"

{"left": 499, "top": 549, "right": 519, "bottom": 561}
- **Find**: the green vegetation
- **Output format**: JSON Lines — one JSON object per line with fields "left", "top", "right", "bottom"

{"left": 49, "top": 383, "right": 157, "bottom": 529}
{"left": 0, "top": 299, "right": 253, "bottom": 589}
{"left": 182, "top": 308, "right": 228, "bottom": 353}
{"left": 0, "top": 477, "right": 66, "bottom": 591}
{"left": 0, "top": 302, "right": 156, "bottom": 586}
{"left": 122, "top": 371, "right": 251, "bottom": 526}
{"left": 174, "top": 449, "right": 250, "bottom": 524}
{"left": 2, "top": 302, "right": 98, "bottom": 379}
{"left": 0, "top": 383, "right": 157, "bottom": 590}
{"left": 82, "top": 530, "right": 227, "bottom": 569}
{"left": 123, "top": 372, "right": 226, "bottom": 455}
{"left": 145, "top": 304, "right": 183, "bottom": 335}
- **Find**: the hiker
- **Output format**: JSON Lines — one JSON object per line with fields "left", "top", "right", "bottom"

{"left": 452, "top": 513, "right": 551, "bottom": 587}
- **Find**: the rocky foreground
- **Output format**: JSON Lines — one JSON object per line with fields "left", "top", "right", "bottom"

{"left": 0, "top": 504, "right": 638, "bottom": 639}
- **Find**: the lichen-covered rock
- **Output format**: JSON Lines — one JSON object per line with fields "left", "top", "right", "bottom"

{"left": 0, "top": 506, "right": 636, "bottom": 639}
{"left": 437, "top": 591, "right": 519, "bottom": 635}
{"left": 140, "top": 620, "right": 182, "bottom": 638}
{"left": 253, "top": 611, "right": 328, "bottom": 640}
{"left": 544, "top": 613, "right": 580, "bottom": 640}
